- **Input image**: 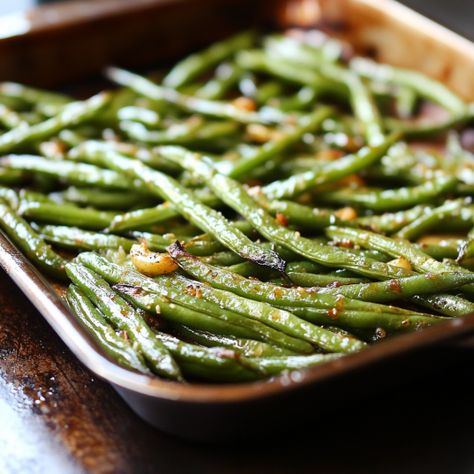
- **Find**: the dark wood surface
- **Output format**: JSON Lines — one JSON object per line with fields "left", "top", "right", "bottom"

{"left": 1, "top": 268, "right": 474, "bottom": 473}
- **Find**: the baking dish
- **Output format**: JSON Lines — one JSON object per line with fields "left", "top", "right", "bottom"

{"left": 0, "top": 0, "right": 474, "bottom": 440}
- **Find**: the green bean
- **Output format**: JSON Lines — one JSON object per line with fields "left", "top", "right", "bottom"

{"left": 20, "top": 202, "right": 114, "bottom": 230}
{"left": 84, "top": 249, "right": 357, "bottom": 352}
{"left": 69, "top": 145, "right": 286, "bottom": 271}
{"left": 167, "top": 324, "right": 295, "bottom": 357}
{"left": 266, "top": 37, "right": 384, "bottom": 144}
{"left": 151, "top": 330, "right": 264, "bottom": 382}
{"left": 57, "top": 129, "right": 92, "bottom": 147}
{"left": 117, "top": 106, "right": 160, "bottom": 126}
{"left": 0, "top": 103, "right": 26, "bottom": 129}
{"left": 0, "top": 187, "right": 53, "bottom": 210}
{"left": 385, "top": 114, "right": 470, "bottom": 139}
{"left": 285, "top": 272, "right": 366, "bottom": 287}
{"left": 261, "top": 133, "right": 399, "bottom": 199}
{"left": 120, "top": 119, "right": 239, "bottom": 145}
{"left": 395, "top": 200, "right": 468, "bottom": 240}
{"left": 131, "top": 221, "right": 254, "bottom": 252}
{"left": 65, "top": 262, "right": 181, "bottom": 379}
{"left": 99, "top": 86, "right": 138, "bottom": 125}
{"left": 285, "top": 261, "right": 327, "bottom": 273}
{"left": 411, "top": 294, "right": 474, "bottom": 318}
{"left": 131, "top": 231, "right": 223, "bottom": 256}
{"left": 160, "top": 272, "right": 367, "bottom": 353}
{"left": 203, "top": 241, "right": 302, "bottom": 267}
{"left": 195, "top": 62, "right": 242, "bottom": 100}
{"left": 160, "top": 146, "right": 412, "bottom": 280}
{"left": 417, "top": 240, "right": 462, "bottom": 260}
{"left": 355, "top": 205, "right": 429, "bottom": 234}
{"left": 0, "top": 81, "right": 71, "bottom": 109}
{"left": 319, "top": 272, "right": 474, "bottom": 303}
{"left": 283, "top": 306, "right": 444, "bottom": 332}
{"left": 114, "top": 283, "right": 268, "bottom": 341}
{"left": 163, "top": 31, "right": 254, "bottom": 89}
{"left": 39, "top": 225, "right": 134, "bottom": 251}
{"left": 395, "top": 86, "right": 418, "bottom": 119}
{"left": 168, "top": 242, "right": 420, "bottom": 316}
{"left": 263, "top": 35, "right": 342, "bottom": 67}
{"left": 458, "top": 240, "right": 474, "bottom": 264}
{"left": 68, "top": 144, "right": 219, "bottom": 232}
{"left": 107, "top": 203, "right": 179, "bottom": 232}
{"left": 257, "top": 198, "right": 347, "bottom": 231}
{"left": 52, "top": 187, "right": 153, "bottom": 210}
{"left": 77, "top": 252, "right": 312, "bottom": 353}
{"left": 1, "top": 155, "right": 139, "bottom": 191}
{"left": 327, "top": 226, "right": 456, "bottom": 275}
{"left": 66, "top": 285, "right": 149, "bottom": 373}
{"left": 236, "top": 50, "right": 345, "bottom": 98}
{"left": 278, "top": 86, "right": 319, "bottom": 112}
{"left": 70, "top": 139, "right": 181, "bottom": 174}
{"left": 223, "top": 107, "right": 333, "bottom": 178}
{"left": 202, "top": 249, "right": 244, "bottom": 266}
{"left": 225, "top": 261, "right": 275, "bottom": 278}
{"left": 0, "top": 201, "right": 66, "bottom": 278}
{"left": 255, "top": 81, "right": 284, "bottom": 105}
{"left": 328, "top": 225, "right": 474, "bottom": 299}
{"left": 0, "top": 93, "right": 109, "bottom": 154}
{"left": 350, "top": 57, "right": 466, "bottom": 115}
{"left": 106, "top": 67, "right": 286, "bottom": 124}
{"left": 0, "top": 168, "right": 23, "bottom": 185}
{"left": 319, "top": 176, "right": 457, "bottom": 211}
{"left": 243, "top": 353, "right": 342, "bottom": 376}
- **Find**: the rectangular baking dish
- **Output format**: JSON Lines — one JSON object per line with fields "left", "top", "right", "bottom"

{"left": 1, "top": 0, "right": 474, "bottom": 440}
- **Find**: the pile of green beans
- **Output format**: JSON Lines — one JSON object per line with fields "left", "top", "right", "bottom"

{"left": 1, "top": 29, "right": 473, "bottom": 383}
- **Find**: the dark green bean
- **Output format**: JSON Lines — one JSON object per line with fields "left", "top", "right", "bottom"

{"left": 261, "top": 133, "right": 399, "bottom": 199}
{"left": 168, "top": 242, "right": 422, "bottom": 317}
{"left": 166, "top": 324, "right": 295, "bottom": 357}
{"left": 160, "top": 146, "right": 412, "bottom": 280}
{"left": 0, "top": 200, "right": 66, "bottom": 278}
{"left": 319, "top": 272, "right": 474, "bottom": 303}
{"left": 66, "top": 285, "right": 149, "bottom": 372}
{"left": 224, "top": 107, "right": 332, "bottom": 178}
{"left": 0, "top": 93, "right": 109, "bottom": 154}
{"left": 65, "top": 262, "right": 182, "bottom": 379}
{"left": 20, "top": 202, "right": 114, "bottom": 230}
{"left": 52, "top": 187, "right": 154, "bottom": 210}
{"left": 163, "top": 31, "right": 254, "bottom": 89}
{"left": 40, "top": 225, "right": 134, "bottom": 251}
{"left": 106, "top": 67, "right": 286, "bottom": 124}
{"left": 350, "top": 57, "right": 466, "bottom": 115}
{"left": 319, "top": 176, "right": 457, "bottom": 211}
{"left": 160, "top": 272, "right": 367, "bottom": 353}
{"left": 77, "top": 252, "right": 313, "bottom": 353}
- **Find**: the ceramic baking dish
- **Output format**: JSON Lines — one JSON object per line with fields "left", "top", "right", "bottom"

{"left": 1, "top": 0, "right": 474, "bottom": 440}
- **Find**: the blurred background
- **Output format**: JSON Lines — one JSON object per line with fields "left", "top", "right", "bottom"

{"left": 0, "top": 0, "right": 473, "bottom": 41}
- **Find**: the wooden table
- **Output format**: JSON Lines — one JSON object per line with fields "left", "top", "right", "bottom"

{"left": 1, "top": 267, "right": 474, "bottom": 473}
